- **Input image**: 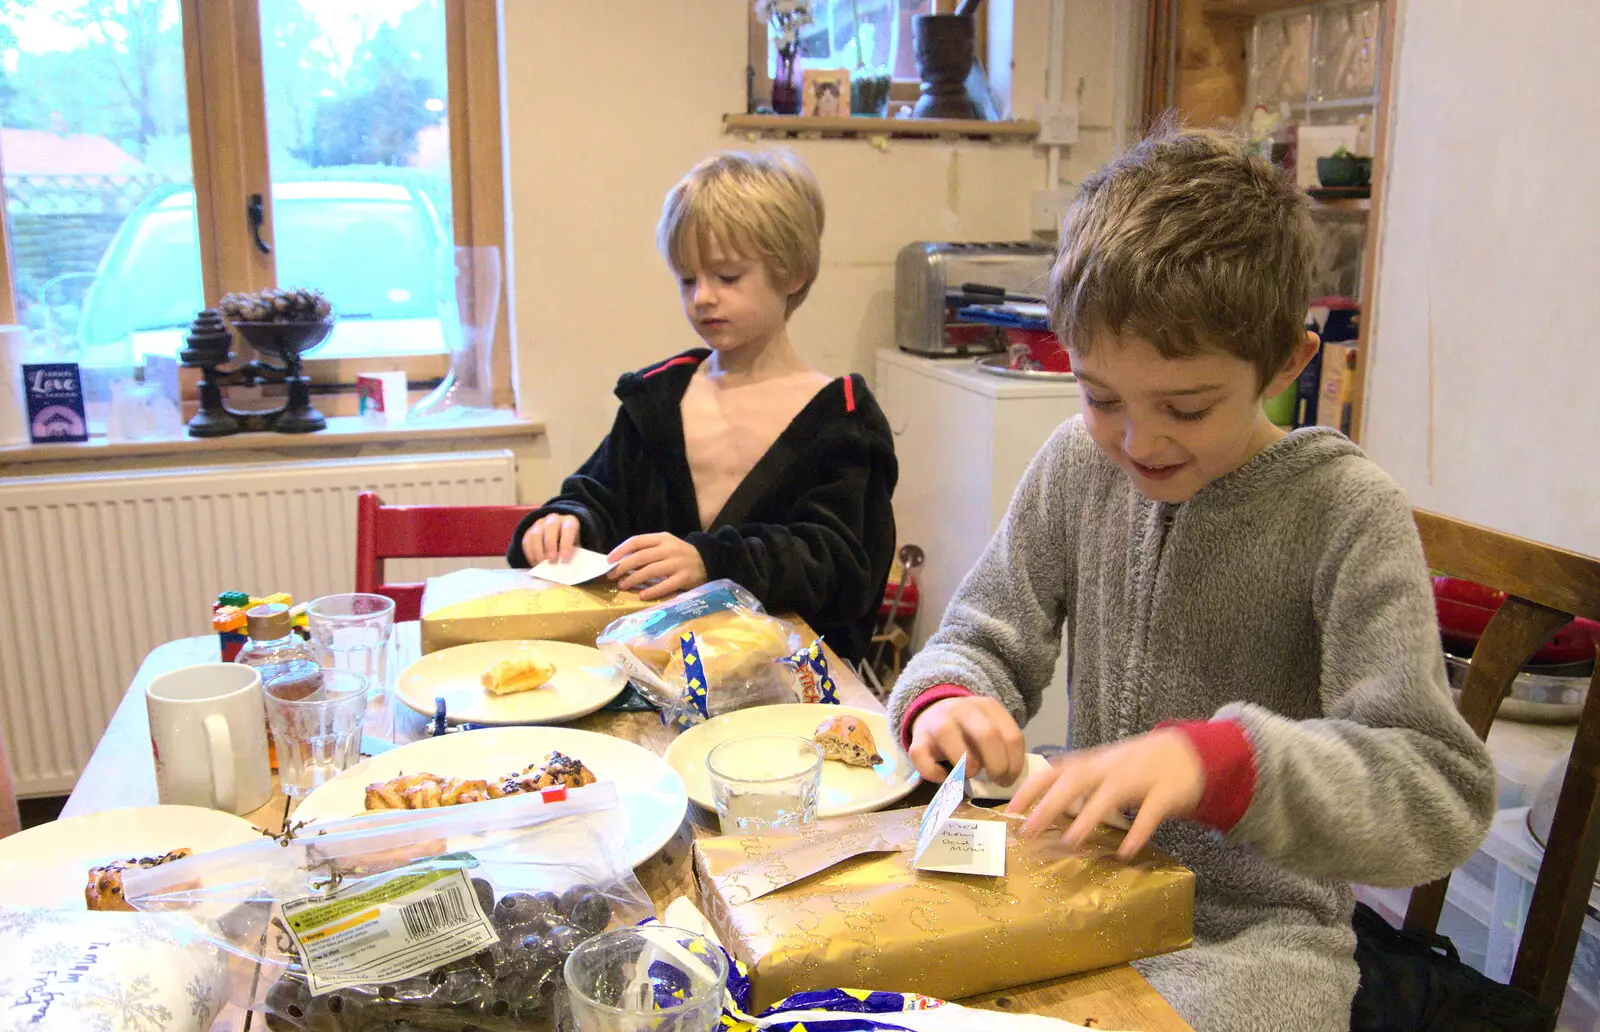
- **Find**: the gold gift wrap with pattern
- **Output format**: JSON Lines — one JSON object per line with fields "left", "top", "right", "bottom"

{"left": 420, "top": 569, "right": 651, "bottom": 654}
{"left": 692, "top": 804, "right": 1194, "bottom": 1010}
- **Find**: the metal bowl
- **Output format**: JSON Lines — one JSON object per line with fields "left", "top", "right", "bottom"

{"left": 974, "top": 354, "right": 1077, "bottom": 381}
{"left": 1444, "top": 651, "right": 1591, "bottom": 724}
{"left": 1527, "top": 761, "right": 1600, "bottom": 893}
{"left": 227, "top": 319, "right": 334, "bottom": 360}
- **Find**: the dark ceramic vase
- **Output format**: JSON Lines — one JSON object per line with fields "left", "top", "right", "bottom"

{"left": 912, "top": 14, "right": 978, "bottom": 119}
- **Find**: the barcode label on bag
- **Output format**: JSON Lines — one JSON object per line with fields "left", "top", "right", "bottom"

{"left": 279, "top": 867, "right": 497, "bottom": 996}
{"left": 399, "top": 885, "right": 470, "bottom": 940}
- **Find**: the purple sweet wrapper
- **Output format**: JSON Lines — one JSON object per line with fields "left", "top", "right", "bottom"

{"left": 781, "top": 640, "right": 839, "bottom": 705}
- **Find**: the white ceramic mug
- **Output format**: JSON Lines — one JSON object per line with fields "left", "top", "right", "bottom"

{"left": 145, "top": 663, "right": 272, "bottom": 814}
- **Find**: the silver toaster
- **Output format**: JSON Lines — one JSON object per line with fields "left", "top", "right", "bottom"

{"left": 894, "top": 241, "right": 1056, "bottom": 356}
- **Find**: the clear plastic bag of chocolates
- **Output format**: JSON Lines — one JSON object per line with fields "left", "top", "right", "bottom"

{"left": 123, "top": 784, "right": 652, "bottom": 1031}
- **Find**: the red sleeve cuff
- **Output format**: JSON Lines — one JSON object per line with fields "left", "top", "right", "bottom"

{"left": 899, "top": 684, "right": 974, "bottom": 751}
{"left": 1159, "top": 719, "right": 1257, "bottom": 833}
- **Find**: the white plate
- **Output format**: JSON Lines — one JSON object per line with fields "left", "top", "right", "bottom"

{"left": 663, "top": 704, "right": 920, "bottom": 819}
{"left": 291, "top": 726, "right": 688, "bottom": 867}
{"left": 0, "top": 805, "right": 261, "bottom": 910}
{"left": 396, "top": 640, "right": 627, "bottom": 726}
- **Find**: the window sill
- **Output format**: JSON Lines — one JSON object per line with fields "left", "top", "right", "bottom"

{"left": 1308, "top": 195, "right": 1371, "bottom": 213}
{"left": 0, "top": 410, "right": 543, "bottom": 466}
{"left": 724, "top": 113, "right": 1040, "bottom": 142}
{"left": 1203, "top": 0, "right": 1312, "bottom": 20}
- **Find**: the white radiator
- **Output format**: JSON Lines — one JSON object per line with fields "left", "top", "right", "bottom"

{"left": 0, "top": 449, "right": 518, "bottom": 797}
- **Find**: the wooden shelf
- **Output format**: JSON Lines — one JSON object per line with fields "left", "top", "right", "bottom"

{"left": 1204, "top": 0, "right": 1311, "bottom": 20}
{"left": 1310, "top": 195, "right": 1371, "bottom": 213}
{"left": 0, "top": 410, "right": 543, "bottom": 466}
{"left": 724, "top": 113, "right": 1039, "bottom": 142}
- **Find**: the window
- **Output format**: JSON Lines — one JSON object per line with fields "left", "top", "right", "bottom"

{"left": 0, "top": 0, "right": 200, "bottom": 372}
{"left": 258, "top": 0, "right": 454, "bottom": 362}
{"left": 750, "top": 0, "right": 991, "bottom": 111}
{"left": 1247, "top": 2, "right": 1382, "bottom": 118}
{"left": 766, "top": 0, "right": 933, "bottom": 83}
{"left": 0, "top": 0, "right": 507, "bottom": 401}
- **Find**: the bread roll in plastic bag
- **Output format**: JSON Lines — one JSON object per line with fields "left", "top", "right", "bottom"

{"left": 596, "top": 580, "right": 804, "bottom": 725}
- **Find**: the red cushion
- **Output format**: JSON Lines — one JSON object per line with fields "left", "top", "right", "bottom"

{"left": 878, "top": 580, "right": 920, "bottom": 619}
{"left": 1434, "top": 577, "right": 1599, "bottom": 666}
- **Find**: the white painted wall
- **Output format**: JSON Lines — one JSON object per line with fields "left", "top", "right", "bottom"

{"left": 1363, "top": 0, "right": 1600, "bottom": 556}
{"left": 501, "top": 0, "right": 1133, "bottom": 496}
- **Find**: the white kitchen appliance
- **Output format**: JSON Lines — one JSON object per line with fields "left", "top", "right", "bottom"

{"left": 875, "top": 349, "right": 1082, "bottom": 749}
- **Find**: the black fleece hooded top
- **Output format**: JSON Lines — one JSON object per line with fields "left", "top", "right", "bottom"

{"left": 508, "top": 350, "right": 898, "bottom": 662}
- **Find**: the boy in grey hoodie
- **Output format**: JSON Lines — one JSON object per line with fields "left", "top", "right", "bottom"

{"left": 888, "top": 127, "right": 1496, "bottom": 1032}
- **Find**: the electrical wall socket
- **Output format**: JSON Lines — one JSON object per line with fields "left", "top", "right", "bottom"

{"left": 1034, "top": 99, "right": 1081, "bottom": 146}
{"left": 1031, "top": 188, "right": 1073, "bottom": 238}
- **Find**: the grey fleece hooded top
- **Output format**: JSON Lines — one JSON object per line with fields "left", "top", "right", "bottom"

{"left": 888, "top": 418, "right": 1496, "bottom": 1032}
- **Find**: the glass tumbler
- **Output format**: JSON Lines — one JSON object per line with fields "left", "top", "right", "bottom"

{"left": 263, "top": 667, "right": 368, "bottom": 798}
{"left": 306, "top": 593, "right": 395, "bottom": 699}
{"left": 562, "top": 926, "right": 728, "bottom": 1032}
{"left": 705, "top": 734, "right": 822, "bottom": 836}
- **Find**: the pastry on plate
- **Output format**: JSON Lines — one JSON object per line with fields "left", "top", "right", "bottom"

{"left": 501, "top": 751, "right": 598, "bottom": 793}
{"left": 364, "top": 772, "right": 503, "bottom": 810}
{"left": 363, "top": 752, "right": 598, "bottom": 811}
{"left": 812, "top": 714, "right": 883, "bottom": 768}
{"left": 481, "top": 656, "right": 557, "bottom": 695}
{"left": 85, "top": 848, "right": 193, "bottom": 911}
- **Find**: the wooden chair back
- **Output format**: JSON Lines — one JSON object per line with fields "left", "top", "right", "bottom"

{"left": 354, "top": 491, "right": 536, "bottom": 621}
{"left": 1403, "top": 510, "right": 1600, "bottom": 1011}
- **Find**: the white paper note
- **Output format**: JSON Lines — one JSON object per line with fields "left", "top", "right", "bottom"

{"left": 915, "top": 754, "right": 968, "bottom": 856}
{"left": 530, "top": 547, "right": 616, "bottom": 586}
{"left": 914, "top": 818, "right": 1007, "bottom": 876}
{"left": 913, "top": 754, "right": 1006, "bottom": 877}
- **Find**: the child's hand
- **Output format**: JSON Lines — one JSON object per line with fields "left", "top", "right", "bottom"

{"left": 907, "top": 695, "right": 1026, "bottom": 784}
{"left": 522, "top": 514, "right": 580, "bottom": 564}
{"left": 607, "top": 533, "right": 708, "bottom": 600}
{"left": 1005, "top": 729, "right": 1204, "bottom": 859}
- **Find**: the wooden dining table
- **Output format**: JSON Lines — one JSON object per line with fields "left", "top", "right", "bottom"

{"left": 64, "top": 623, "right": 1195, "bottom": 1032}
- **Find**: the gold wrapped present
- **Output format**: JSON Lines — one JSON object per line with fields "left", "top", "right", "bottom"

{"left": 420, "top": 568, "right": 651, "bottom": 654}
{"left": 693, "top": 804, "right": 1193, "bottom": 1010}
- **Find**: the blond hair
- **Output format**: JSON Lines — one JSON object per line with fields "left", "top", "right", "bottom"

{"left": 1049, "top": 121, "right": 1316, "bottom": 386}
{"left": 657, "top": 150, "right": 825, "bottom": 315}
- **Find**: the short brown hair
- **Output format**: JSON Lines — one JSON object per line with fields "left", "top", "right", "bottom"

{"left": 1049, "top": 122, "right": 1316, "bottom": 385}
{"left": 658, "top": 150, "right": 825, "bottom": 315}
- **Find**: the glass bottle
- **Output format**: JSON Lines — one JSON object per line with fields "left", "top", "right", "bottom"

{"left": 236, "top": 603, "right": 321, "bottom": 769}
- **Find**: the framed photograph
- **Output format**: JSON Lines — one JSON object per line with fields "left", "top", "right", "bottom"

{"left": 802, "top": 68, "right": 851, "bottom": 118}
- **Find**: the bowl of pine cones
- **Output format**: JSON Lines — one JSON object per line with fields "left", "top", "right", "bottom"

{"left": 217, "top": 287, "right": 335, "bottom": 360}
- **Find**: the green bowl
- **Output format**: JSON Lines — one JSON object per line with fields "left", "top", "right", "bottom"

{"left": 1316, "top": 155, "right": 1372, "bottom": 188}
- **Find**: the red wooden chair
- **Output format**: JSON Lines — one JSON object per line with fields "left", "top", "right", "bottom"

{"left": 355, "top": 491, "right": 537, "bottom": 622}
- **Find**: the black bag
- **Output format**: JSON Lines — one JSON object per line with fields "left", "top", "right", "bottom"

{"left": 1350, "top": 902, "right": 1556, "bottom": 1032}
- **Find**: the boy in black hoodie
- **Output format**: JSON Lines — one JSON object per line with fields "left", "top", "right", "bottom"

{"left": 507, "top": 151, "right": 897, "bottom": 663}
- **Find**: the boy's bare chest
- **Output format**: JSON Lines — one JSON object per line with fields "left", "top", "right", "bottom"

{"left": 679, "top": 374, "right": 828, "bottom": 522}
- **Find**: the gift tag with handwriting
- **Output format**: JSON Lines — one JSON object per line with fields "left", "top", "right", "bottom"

{"left": 913, "top": 754, "right": 1006, "bottom": 877}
